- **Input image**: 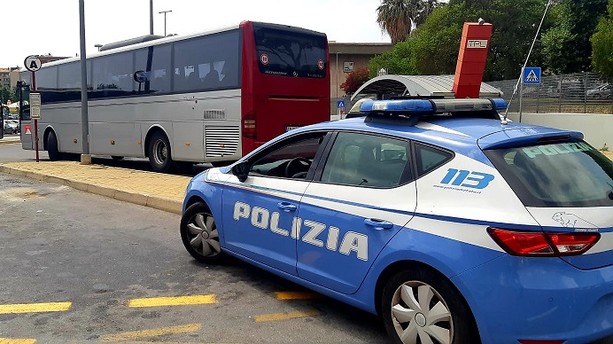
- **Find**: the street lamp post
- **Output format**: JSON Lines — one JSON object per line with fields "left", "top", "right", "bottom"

{"left": 159, "top": 10, "right": 172, "bottom": 36}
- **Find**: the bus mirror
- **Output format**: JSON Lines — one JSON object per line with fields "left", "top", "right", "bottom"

{"left": 133, "top": 70, "right": 147, "bottom": 83}
{"left": 231, "top": 161, "right": 250, "bottom": 182}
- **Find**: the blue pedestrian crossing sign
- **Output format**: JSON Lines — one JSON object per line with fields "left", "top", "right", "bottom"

{"left": 523, "top": 67, "right": 541, "bottom": 85}
{"left": 337, "top": 100, "right": 346, "bottom": 109}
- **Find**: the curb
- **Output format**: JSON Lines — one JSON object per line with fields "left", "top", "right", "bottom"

{"left": 0, "top": 165, "right": 183, "bottom": 215}
{"left": 0, "top": 139, "right": 20, "bottom": 146}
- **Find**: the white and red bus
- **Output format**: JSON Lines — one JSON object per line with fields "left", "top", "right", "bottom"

{"left": 20, "top": 21, "right": 330, "bottom": 172}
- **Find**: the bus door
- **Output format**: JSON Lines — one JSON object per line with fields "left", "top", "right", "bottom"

{"left": 18, "top": 83, "right": 33, "bottom": 150}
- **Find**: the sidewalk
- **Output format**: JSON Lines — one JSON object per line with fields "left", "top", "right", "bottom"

{"left": 0, "top": 161, "right": 190, "bottom": 214}
{"left": 0, "top": 135, "right": 20, "bottom": 145}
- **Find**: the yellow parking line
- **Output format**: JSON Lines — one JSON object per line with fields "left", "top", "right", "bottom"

{"left": 0, "top": 339, "right": 37, "bottom": 344}
{"left": 118, "top": 342, "right": 237, "bottom": 344}
{"left": 0, "top": 302, "right": 71, "bottom": 314}
{"left": 99, "top": 323, "right": 201, "bottom": 342}
{"left": 254, "top": 309, "right": 320, "bottom": 322}
{"left": 127, "top": 294, "right": 217, "bottom": 308}
{"left": 275, "top": 291, "right": 322, "bottom": 300}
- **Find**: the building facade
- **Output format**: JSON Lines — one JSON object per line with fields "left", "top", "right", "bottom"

{"left": 328, "top": 42, "right": 392, "bottom": 115}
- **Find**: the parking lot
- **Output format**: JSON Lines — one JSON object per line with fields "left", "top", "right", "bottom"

{"left": 0, "top": 172, "right": 387, "bottom": 343}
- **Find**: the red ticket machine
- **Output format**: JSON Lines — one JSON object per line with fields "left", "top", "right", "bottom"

{"left": 453, "top": 22, "right": 493, "bottom": 98}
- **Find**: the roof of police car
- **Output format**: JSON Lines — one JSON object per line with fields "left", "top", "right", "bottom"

{"left": 292, "top": 116, "right": 582, "bottom": 152}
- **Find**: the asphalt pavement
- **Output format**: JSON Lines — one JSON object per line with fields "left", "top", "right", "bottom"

{"left": 0, "top": 134, "right": 190, "bottom": 214}
{"left": 1, "top": 134, "right": 612, "bottom": 216}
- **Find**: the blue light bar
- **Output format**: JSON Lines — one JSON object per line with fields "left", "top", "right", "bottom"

{"left": 359, "top": 98, "right": 508, "bottom": 114}
{"left": 491, "top": 98, "right": 507, "bottom": 110}
{"left": 360, "top": 99, "right": 434, "bottom": 113}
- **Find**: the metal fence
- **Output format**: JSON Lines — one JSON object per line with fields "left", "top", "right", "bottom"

{"left": 488, "top": 72, "right": 613, "bottom": 114}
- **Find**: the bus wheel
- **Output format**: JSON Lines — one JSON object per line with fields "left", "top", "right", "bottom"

{"left": 148, "top": 131, "right": 173, "bottom": 173}
{"left": 46, "top": 131, "right": 60, "bottom": 161}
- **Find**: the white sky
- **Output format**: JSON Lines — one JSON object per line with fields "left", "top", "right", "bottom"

{"left": 2, "top": 0, "right": 390, "bottom": 68}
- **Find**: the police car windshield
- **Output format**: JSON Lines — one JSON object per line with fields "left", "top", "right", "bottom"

{"left": 485, "top": 141, "right": 613, "bottom": 207}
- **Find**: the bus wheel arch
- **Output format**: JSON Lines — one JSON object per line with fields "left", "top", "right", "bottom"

{"left": 145, "top": 127, "right": 173, "bottom": 173}
{"left": 43, "top": 127, "right": 60, "bottom": 161}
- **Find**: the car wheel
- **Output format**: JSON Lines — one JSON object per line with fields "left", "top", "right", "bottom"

{"left": 148, "top": 131, "right": 173, "bottom": 173}
{"left": 180, "top": 202, "right": 223, "bottom": 264}
{"left": 46, "top": 131, "right": 60, "bottom": 161}
{"left": 381, "top": 269, "right": 478, "bottom": 344}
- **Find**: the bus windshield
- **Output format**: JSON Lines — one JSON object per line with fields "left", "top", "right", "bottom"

{"left": 254, "top": 25, "right": 326, "bottom": 79}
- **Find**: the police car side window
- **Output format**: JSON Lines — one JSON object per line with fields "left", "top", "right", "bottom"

{"left": 414, "top": 143, "right": 453, "bottom": 177}
{"left": 320, "top": 132, "right": 411, "bottom": 188}
{"left": 249, "top": 134, "right": 325, "bottom": 179}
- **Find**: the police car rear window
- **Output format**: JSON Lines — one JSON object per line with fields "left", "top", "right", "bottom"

{"left": 485, "top": 141, "right": 613, "bottom": 207}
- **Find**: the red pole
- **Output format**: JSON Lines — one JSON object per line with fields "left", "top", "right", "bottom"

{"left": 32, "top": 71, "right": 39, "bottom": 162}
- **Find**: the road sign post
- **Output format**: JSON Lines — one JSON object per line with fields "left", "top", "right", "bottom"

{"left": 24, "top": 55, "right": 42, "bottom": 162}
{"left": 337, "top": 100, "right": 346, "bottom": 119}
{"left": 520, "top": 67, "right": 542, "bottom": 122}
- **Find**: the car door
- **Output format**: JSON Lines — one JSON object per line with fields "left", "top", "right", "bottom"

{"left": 222, "top": 131, "right": 330, "bottom": 275}
{"left": 296, "top": 132, "right": 417, "bottom": 294}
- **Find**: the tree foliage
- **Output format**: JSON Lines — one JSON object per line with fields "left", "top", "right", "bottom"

{"left": 368, "top": 40, "right": 419, "bottom": 77}
{"left": 370, "top": 0, "right": 594, "bottom": 81}
{"left": 376, "top": 0, "right": 440, "bottom": 44}
{"left": 543, "top": 0, "right": 608, "bottom": 73}
{"left": 340, "top": 67, "right": 370, "bottom": 94}
{"left": 591, "top": 0, "right": 613, "bottom": 77}
{"left": 0, "top": 86, "right": 15, "bottom": 103}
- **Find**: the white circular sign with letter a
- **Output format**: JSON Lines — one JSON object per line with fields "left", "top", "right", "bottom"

{"left": 24, "top": 55, "right": 42, "bottom": 72}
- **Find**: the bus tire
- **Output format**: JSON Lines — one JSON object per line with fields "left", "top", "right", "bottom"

{"left": 148, "top": 131, "right": 173, "bottom": 173}
{"left": 46, "top": 131, "right": 60, "bottom": 161}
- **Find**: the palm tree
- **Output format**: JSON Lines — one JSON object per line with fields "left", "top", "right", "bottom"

{"left": 376, "top": 0, "right": 439, "bottom": 44}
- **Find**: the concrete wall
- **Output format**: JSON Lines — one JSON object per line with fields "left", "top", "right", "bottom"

{"left": 507, "top": 113, "right": 612, "bottom": 150}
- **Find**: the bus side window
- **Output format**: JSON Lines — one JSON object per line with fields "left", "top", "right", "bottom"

{"left": 185, "top": 66, "right": 202, "bottom": 90}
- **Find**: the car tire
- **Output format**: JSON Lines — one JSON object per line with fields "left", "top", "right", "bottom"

{"left": 180, "top": 202, "right": 224, "bottom": 264}
{"left": 148, "top": 131, "right": 173, "bottom": 173}
{"left": 381, "top": 268, "right": 478, "bottom": 344}
{"left": 46, "top": 131, "right": 60, "bottom": 161}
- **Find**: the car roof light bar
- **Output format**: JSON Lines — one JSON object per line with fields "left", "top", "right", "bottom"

{"left": 359, "top": 99, "right": 433, "bottom": 113}
{"left": 359, "top": 98, "right": 508, "bottom": 115}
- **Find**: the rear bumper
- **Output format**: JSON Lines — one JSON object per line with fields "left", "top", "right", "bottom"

{"left": 453, "top": 255, "right": 613, "bottom": 344}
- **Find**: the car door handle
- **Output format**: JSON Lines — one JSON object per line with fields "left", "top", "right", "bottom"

{"left": 364, "top": 218, "right": 394, "bottom": 231}
{"left": 277, "top": 202, "right": 297, "bottom": 212}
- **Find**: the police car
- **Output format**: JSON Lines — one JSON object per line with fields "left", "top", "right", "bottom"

{"left": 180, "top": 97, "right": 613, "bottom": 344}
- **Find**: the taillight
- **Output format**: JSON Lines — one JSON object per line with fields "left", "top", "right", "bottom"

{"left": 242, "top": 115, "right": 256, "bottom": 139}
{"left": 488, "top": 228, "right": 600, "bottom": 257}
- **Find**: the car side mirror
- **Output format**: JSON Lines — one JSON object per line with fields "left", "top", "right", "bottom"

{"left": 231, "top": 161, "right": 250, "bottom": 182}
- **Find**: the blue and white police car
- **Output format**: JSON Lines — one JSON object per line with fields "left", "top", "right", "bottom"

{"left": 180, "top": 97, "right": 613, "bottom": 344}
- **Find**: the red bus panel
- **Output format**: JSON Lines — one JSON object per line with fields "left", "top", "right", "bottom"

{"left": 240, "top": 21, "right": 330, "bottom": 155}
